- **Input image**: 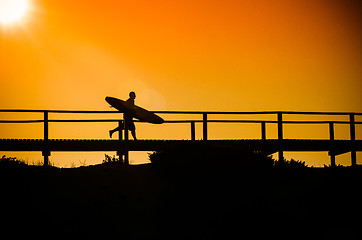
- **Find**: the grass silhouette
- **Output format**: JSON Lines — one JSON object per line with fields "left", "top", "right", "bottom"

{"left": 0, "top": 155, "right": 28, "bottom": 168}
{"left": 148, "top": 146, "right": 307, "bottom": 171}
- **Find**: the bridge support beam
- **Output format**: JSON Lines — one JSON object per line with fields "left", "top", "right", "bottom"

{"left": 330, "top": 154, "right": 336, "bottom": 168}
{"left": 42, "top": 150, "right": 50, "bottom": 167}
{"left": 261, "top": 122, "right": 266, "bottom": 140}
{"left": 43, "top": 111, "right": 50, "bottom": 167}
{"left": 329, "top": 122, "right": 336, "bottom": 167}
{"left": 203, "top": 114, "right": 208, "bottom": 141}
{"left": 191, "top": 121, "right": 196, "bottom": 141}
{"left": 123, "top": 119, "right": 129, "bottom": 165}
{"left": 116, "top": 120, "right": 129, "bottom": 165}
{"left": 350, "top": 114, "right": 356, "bottom": 167}
{"left": 278, "top": 113, "right": 284, "bottom": 162}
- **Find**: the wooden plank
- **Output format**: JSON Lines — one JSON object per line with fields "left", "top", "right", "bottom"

{"left": 2, "top": 139, "right": 360, "bottom": 152}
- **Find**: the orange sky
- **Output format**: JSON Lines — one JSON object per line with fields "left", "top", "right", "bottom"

{"left": 1, "top": 0, "right": 361, "bottom": 166}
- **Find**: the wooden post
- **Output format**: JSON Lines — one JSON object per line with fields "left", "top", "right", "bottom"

{"left": 203, "top": 114, "right": 208, "bottom": 141}
{"left": 118, "top": 120, "right": 123, "bottom": 141}
{"left": 123, "top": 119, "right": 129, "bottom": 165}
{"left": 329, "top": 122, "right": 336, "bottom": 167}
{"left": 43, "top": 111, "right": 50, "bottom": 167}
{"left": 277, "top": 113, "right": 283, "bottom": 162}
{"left": 350, "top": 114, "right": 356, "bottom": 166}
{"left": 261, "top": 121, "right": 266, "bottom": 140}
{"left": 191, "top": 121, "right": 196, "bottom": 141}
{"left": 116, "top": 120, "right": 123, "bottom": 162}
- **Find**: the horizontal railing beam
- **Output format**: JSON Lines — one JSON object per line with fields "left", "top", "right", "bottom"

{"left": 1, "top": 119, "right": 362, "bottom": 124}
{"left": 275, "top": 111, "right": 362, "bottom": 116}
{"left": 0, "top": 109, "right": 119, "bottom": 113}
{"left": 0, "top": 120, "right": 44, "bottom": 123}
{"left": 1, "top": 109, "right": 362, "bottom": 116}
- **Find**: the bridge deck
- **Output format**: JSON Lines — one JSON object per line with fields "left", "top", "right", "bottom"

{"left": 0, "top": 139, "right": 361, "bottom": 156}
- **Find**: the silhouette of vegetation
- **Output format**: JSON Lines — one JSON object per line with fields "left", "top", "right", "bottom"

{"left": 78, "top": 159, "right": 87, "bottom": 167}
{"left": 149, "top": 147, "right": 271, "bottom": 166}
{"left": 0, "top": 155, "right": 56, "bottom": 168}
{"left": 148, "top": 146, "right": 307, "bottom": 170}
{"left": 274, "top": 157, "right": 308, "bottom": 168}
{"left": 103, "top": 154, "right": 120, "bottom": 164}
{"left": 324, "top": 163, "right": 345, "bottom": 168}
{"left": 0, "top": 155, "right": 28, "bottom": 168}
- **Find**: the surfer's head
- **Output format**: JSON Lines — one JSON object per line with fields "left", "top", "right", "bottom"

{"left": 129, "top": 91, "right": 136, "bottom": 99}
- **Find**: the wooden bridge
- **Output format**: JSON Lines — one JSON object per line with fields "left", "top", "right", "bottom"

{"left": 0, "top": 109, "right": 361, "bottom": 167}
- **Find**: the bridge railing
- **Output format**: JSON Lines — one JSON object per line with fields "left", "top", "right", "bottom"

{"left": 0, "top": 109, "right": 361, "bottom": 166}
{"left": 1, "top": 110, "right": 361, "bottom": 138}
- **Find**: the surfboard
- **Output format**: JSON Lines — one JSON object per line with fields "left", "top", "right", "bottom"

{"left": 105, "top": 96, "right": 164, "bottom": 124}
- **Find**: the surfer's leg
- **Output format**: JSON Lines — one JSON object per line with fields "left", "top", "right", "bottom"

{"left": 109, "top": 129, "right": 114, "bottom": 138}
{"left": 131, "top": 129, "right": 137, "bottom": 140}
{"left": 129, "top": 122, "right": 137, "bottom": 140}
{"left": 109, "top": 127, "right": 120, "bottom": 138}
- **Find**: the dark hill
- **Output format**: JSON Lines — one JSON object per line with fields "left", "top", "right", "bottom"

{"left": 1, "top": 152, "right": 361, "bottom": 239}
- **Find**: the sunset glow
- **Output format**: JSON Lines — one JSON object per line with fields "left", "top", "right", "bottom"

{"left": 0, "top": 0, "right": 29, "bottom": 25}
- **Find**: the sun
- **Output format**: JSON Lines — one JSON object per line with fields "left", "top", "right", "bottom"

{"left": 0, "top": 0, "right": 29, "bottom": 25}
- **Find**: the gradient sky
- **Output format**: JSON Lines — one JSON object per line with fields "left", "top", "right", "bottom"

{"left": 1, "top": 0, "right": 361, "bottom": 166}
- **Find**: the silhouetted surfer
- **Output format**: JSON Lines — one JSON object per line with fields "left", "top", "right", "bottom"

{"left": 109, "top": 92, "right": 137, "bottom": 140}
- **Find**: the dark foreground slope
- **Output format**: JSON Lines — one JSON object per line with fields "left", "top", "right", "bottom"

{"left": 1, "top": 153, "right": 361, "bottom": 240}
